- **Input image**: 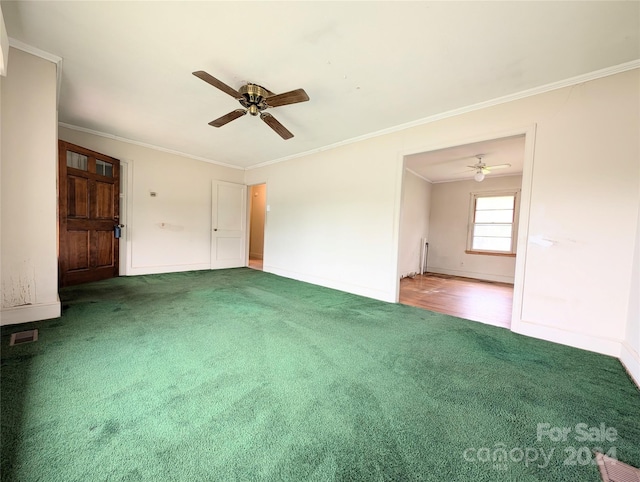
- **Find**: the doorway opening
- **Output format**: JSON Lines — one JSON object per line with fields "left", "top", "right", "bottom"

{"left": 248, "top": 183, "right": 266, "bottom": 271}
{"left": 398, "top": 133, "right": 529, "bottom": 329}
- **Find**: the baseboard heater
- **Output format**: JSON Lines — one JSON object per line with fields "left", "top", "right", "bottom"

{"left": 420, "top": 239, "right": 429, "bottom": 275}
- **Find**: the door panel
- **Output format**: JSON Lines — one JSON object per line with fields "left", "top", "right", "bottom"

{"left": 211, "top": 181, "right": 246, "bottom": 269}
{"left": 59, "top": 141, "right": 120, "bottom": 286}
{"left": 215, "top": 236, "right": 243, "bottom": 261}
{"left": 96, "top": 231, "right": 115, "bottom": 267}
{"left": 67, "top": 176, "right": 89, "bottom": 218}
{"left": 217, "top": 183, "right": 245, "bottom": 230}
{"left": 67, "top": 230, "right": 90, "bottom": 271}
{"left": 95, "top": 182, "right": 114, "bottom": 218}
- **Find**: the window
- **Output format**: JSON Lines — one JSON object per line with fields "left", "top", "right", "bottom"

{"left": 95, "top": 159, "right": 113, "bottom": 177}
{"left": 467, "top": 191, "right": 519, "bottom": 255}
{"left": 66, "top": 151, "right": 88, "bottom": 171}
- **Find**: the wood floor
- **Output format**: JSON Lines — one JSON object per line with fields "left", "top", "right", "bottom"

{"left": 399, "top": 272, "right": 513, "bottom": 328}
{"left": 248, "top": 258, "right": 263, "bottom": 270}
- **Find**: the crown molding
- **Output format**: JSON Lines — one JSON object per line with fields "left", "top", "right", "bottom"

{"left": 58, "top": 123, "right": 244, "bottom": 171}
{"left": 8, "top": 37, "right": 61, "bottom": 64}
{"left": 11, "top": 33, "right": 636, "bottom": 174}
{"left": 247, "top": 60, "right": 640, "bottom": 170}
{"left": 9, "top": 38, "right": 238, "bottom": 170}
{"left": 405, "top": 168, "right": 433, "bottom": 184}
{"left": 9, "top": 37, "right": 63, "bottom": 105}
{"left": 430, "top": 172, "right": 524, "bottom": 185}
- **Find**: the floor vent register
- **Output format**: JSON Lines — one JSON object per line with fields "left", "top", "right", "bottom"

{"left": 9, "top": 329, "right": 39, "bottom": 346}
{"left": 597, "top": 453, "right": 640, "bottom": 482}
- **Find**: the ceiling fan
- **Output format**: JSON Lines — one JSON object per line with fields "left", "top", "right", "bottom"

{"left": 466, "top": 155, "right": 511, "bottom": 182}
{"left": 193, "top": 71, "right": 309, "bottom": 140}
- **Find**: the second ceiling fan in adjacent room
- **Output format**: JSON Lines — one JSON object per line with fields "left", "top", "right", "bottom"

{"left": 466, "top": 155, "right": 511, "bottom": 182}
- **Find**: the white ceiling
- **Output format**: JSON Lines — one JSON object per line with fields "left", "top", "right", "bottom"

{"left": 2, "top": 1, "right": 639, "bottom": 170}
{"left": 405, "top": 135, "right": 525, "bottom": 183}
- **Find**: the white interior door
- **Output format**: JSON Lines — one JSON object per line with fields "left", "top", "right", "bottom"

{"left": 211, "top": 180, "right": 246, "bottom": 269}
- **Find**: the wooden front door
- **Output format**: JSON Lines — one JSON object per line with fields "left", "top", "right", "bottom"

{"left": 58, "top": 141, "right": 121, "bottom": 287}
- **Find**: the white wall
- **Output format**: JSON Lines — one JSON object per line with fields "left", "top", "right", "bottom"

{"left": 398, "top": 170, "right": 431, "bottom": 278}
{"left": 428, "top": 175, "right": 522, "bottom": 283}
{"left": 246, "top": 135, "right": 403, "bottom": 301}
{"left": 516, "top": 72, "right": 639, "bottom": 358}
{"left": 246, "top": 69, "right": 639, "bottom": 375}
{"left": 1, "top": 47, "right": 60, "bottom": 325}
{"left": 58, "top": 126, "right": 244, "bottom": 276}
{"left": 621, "top": 203, "right": 640, "bottom": 384}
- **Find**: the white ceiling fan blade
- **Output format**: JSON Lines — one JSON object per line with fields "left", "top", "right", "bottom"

{"left": 485, "top": 163, "right": 511, "bottom": 170}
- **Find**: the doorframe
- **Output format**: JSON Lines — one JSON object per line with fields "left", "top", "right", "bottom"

{"left": 118, "top": 159, "right": 133, "bottom": 276}
{"left": 394, "top": 124, "right": 537, "bottom": 332}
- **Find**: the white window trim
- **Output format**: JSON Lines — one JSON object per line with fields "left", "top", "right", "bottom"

{"left": 466, "top": 189, "right": 521, "bottom": 256}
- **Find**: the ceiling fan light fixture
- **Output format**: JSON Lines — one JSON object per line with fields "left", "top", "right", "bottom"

{"left": 474, "top": 170, "right": 485, "bottom": 182}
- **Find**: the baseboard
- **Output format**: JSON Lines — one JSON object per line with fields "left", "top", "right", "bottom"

{"left": 265, "top": 265, "right": 395, "bottom": 303}
{"left": 620, "top": 341, "right": 640, "bottom": 389}
{"left": 427, "top": 267, "right": 514, "bottom": 284}
{"left": 1, "top": 300, "right": 61, "bottom": 326}
{"left": 126, "top": 263, "right": 212, "bottom": 276}
{"left": 511, "top": 319, "right": 621, "bottom": 357}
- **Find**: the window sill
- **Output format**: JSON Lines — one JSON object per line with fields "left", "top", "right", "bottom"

{"left": 465, "top": 250, "right": 516, "bottom": 257}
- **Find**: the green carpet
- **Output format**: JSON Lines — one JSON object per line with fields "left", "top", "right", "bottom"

{"left": 1, "top": 268, "right": 639, "bottom": 481}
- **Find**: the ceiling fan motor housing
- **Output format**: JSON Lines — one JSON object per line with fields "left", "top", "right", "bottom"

{"left": 239, "top": 84, "right": 269, "bottom": 115}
